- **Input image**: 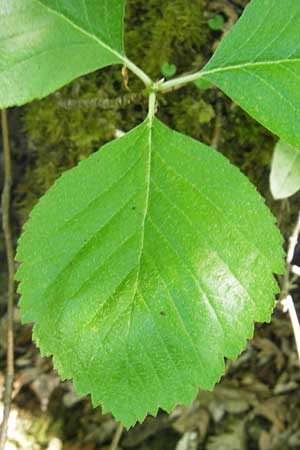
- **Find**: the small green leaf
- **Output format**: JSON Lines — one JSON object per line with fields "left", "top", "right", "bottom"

{"left": 0, "top": 0, "right": 125, "bottom": 107}
{"left": 16, "top": 118, "right": 284, "bottom": 427}
{"left": 161, "top": 63, "right": 177, "bottom": 79}
{"left": 270, "top": 140, "right": 300, "bottom": 199}
{"left": 201, "top": 0, "right": 300, "bottom": 148}
{"left": 208, "top": 15, "right": 224, "bottom": 31}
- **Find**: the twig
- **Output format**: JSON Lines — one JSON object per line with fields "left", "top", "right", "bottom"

{"left": 211, "top": 100, "right": 222, "bottom": 150}
{"left": 110, "top": 422, "right": 124, "bottom": 450}
{"left": 280, "top": 212, "right": 300, "bottom": 365}
{"left": 282, "top": 296, "right": 300, "bottom": 361}
{"left": 0, "top": 109, "right": 15, "bottom": 450}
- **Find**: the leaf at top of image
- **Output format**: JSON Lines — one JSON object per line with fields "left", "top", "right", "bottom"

{"left": 270, "top": 140, "right": 300, "bottom": 200}
{"left": 16, "top": 118, "right": 284, "bottom": 427}
{"left": 0, "top": 0, "right": 126, "bottom": 108}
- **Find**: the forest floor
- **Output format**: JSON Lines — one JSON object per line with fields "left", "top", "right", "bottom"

{"left": 1, "top": 305, "right": 300, "bottom": 450}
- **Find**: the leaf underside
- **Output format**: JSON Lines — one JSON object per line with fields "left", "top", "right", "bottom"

{"left": 270, "top": 140, "right": 300, "bottom": 199}
{"left": 0, "top": 0, "right": 125, "bottom": 107}
{"left": 16, "top": 118, "right": 284, "bottom": 427}
{"left": 202, "top": 0, "right": 300, "bottom": 148}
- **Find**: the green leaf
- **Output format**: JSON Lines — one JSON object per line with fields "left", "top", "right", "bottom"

{"left": 16, "top": 118, "right": 284, "bottom": 427}
{"left": 0, "top": 0, "right": 125, "bottom": 107}
{"left": 201, "top": 0, "right": 300, "bottom": 148}
{"left": 161, "top": 63, "right": 177, "bottom": 79}
{"left": 270, "top": 140, "right": 300, "bottom": 199}
{"left": 208, "top": 15, "right": 225, "bottom": 31}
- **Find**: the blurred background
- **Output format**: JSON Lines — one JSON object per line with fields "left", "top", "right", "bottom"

{"left": 1, "top": 0, "right": 300, "bottom": 449}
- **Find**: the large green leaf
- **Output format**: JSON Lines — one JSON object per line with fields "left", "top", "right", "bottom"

{"left": 270, "top": 140, "right": 300, "bottom": 199}
{"left": 0, "top": 0, "right": 125, "bottom": 107}
{"left": 16, "top": 118, "right": 284, "bottom": 427}
{"left": 201, "top": 0, "right": 300, "bottom": 148}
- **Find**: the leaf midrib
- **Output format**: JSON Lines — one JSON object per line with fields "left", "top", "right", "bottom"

{"left": 201, "top": 58, "right": 300, "bottom": 79}
{"left": 33, "top": 0, "right": 125, "bottom": 64}
{"left": 127, "top": 119, "right": 153, "bottom": 332}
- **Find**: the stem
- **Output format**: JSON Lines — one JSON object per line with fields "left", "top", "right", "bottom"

{"left": 0, "top": 110, "right": 14, "bottom": 450}
{"left": 281, "top": 212, "right": 300, "bottom": 299}
{"left": 211, "top": 100, "right": 222, "bottom": 150}
{"left": 282, "top": 296, "right": 300, "bottom": 365}
{"left": 110, "top": 422, "right": 124, "bottom": 450}
{"left": 280, "top": 212, "right": 300, "bottom": 365}
{"left": 158, "top": 58, "right": 300, "bottom": 93}
{"left": 159, "top": 71, "right": 205, "bottom": 93}
{"left": 148, "top": 91, "right": 157, "bottom": 127}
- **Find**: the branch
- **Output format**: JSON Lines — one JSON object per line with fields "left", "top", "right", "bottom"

{"left": 211, "top": 100, "right": 222, "bottom": 150}
{"left": 280, "top": 212, "right": 300, "bottom": 365}
{"left": 110, "top": 422, "right": 124, "bottom": 450}
{"left": 282, "top": 296, "right": 300, "bottom": 361}
{"left": 0, "top": 109, "right": 15, "bottom": 450}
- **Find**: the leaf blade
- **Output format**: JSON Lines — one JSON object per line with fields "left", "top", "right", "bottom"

{"left": 16, "top": 119, "right": 284, "bottom": 427}
{"left": 35, "top": 0, "right": 125, "bottom": 53}
{"left": 201, "top": 0, "right": 300, "bottom": 147}
{"left": 0, "top": 0, "right": 125, "bottom": 107}
{"left": 270, "top": 140, "right": 300, "bottom": 199}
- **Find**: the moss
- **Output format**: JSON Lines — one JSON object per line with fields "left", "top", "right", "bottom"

{"left": 125, "top": 0, "right": 209, "bottom": 79}
{"left": 15, "top": 71, "right": 123, "bottom": 221}
{"left": 220, "top": 103, "right": 276, "bottom": 193}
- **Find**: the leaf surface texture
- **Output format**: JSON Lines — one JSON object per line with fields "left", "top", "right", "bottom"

{"left": 16, "top": 118, "right": 284, "bottom": 426}
{"left": 0, "top": 0, "right": 125, "bottom": 107}
{"left": 202, "top": 0, "right": 300, "bottom": 147}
